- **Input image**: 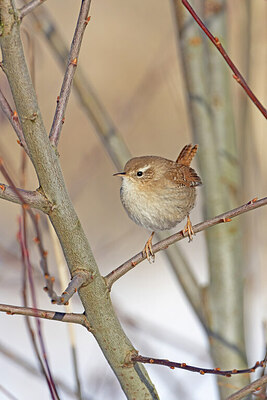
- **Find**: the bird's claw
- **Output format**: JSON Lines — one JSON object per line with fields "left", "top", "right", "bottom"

{"left": 143, "top": 232, "right": 155, "bottom": 263}
{"left": 182, "top": 215, "right": 194, "bottom": 241}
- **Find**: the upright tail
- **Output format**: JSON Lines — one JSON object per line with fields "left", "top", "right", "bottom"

{"left": 176, "top": 144, "right": 198, "bottom": 166}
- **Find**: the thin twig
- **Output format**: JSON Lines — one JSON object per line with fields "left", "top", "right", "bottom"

{"left": 0, "top": 159, "right": 63, "bottom": 305}
{"left": 0, "top": 341, "right": 84, "bottom": 397}
{"left": 18, "top": 216, "right": 58, "bottom": 400}
{"left": 132, "top": 354, "right": 266, "bottom": 377}
{"left": 181, "top": 0, "right": 267, "bottom": 119}
{"left": 19, "top": 0, "right": 47, "bottom": 19}
{"left": 226, "top": 374, "right": 267, "bottom": 400}
{"left": 17, "top": 164, "right": 54, "bottom": 396}
{"left": 49, "top": 0, "right": 91, "bottom": 146}
{"left": 0, "top": 384, "right": 19, "bottom": 400}
{"left": 0, "top": 88, "right": 29, "bottom": 153}
{"left": 105, "top": 197, "right": 267, "bottom": 288}
{"left": 0, "top": 303, "right": 90, "bottom": 328}
{"left": 53, "top": 271, "right": 91, "bottom": 305}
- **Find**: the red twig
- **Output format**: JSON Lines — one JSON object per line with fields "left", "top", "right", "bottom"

{"left": 132, "top": 354, "right": 266, "bottom": 377}
{"left": 1, "top": 159, "right": 64, "bottom": 304}
{"left": 0, "top": 89, "right": 29, "bottom": 153}
{"left": 18, "top": 216, "right": 58, "bottom": 400}
{"left": 181, "top": 0, "right": 267, "bottom": 119}
{"left": 0, "top": 161, "right": 58, "bottom": 298}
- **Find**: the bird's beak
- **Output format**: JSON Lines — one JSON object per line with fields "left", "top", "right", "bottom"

{"left": 113, "top": 172, "right": 126, "bottom": 177}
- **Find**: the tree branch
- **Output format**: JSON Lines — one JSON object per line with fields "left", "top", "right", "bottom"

{"left": 181, "top": 0, "right": 267, "bottom": 119}
{"left": 0, "top": 303, "right": 90, "bottom": 328}
{"left": 19, "top": 0, "right": 47, "bottom": 19}
{"left": 106, "top": 197, "right": 267, "bottom": 288}
{"left": 132, "top": 354, "right": 266, "bottom": 377}
{"left": 0, "top": 181, "right": 50, "bottom": 212}
{"left": 49, "top": 1, "right": 91, "bottom": 146}
{"left": 54, "top": 271, "right": 91, "bottom": 305}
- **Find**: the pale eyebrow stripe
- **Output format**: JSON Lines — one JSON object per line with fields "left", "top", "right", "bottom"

{"left": 139, "top": 165, "right": 151, "bottom": 173}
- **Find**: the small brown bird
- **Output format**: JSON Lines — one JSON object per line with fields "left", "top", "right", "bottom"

{"left": 114, "top": 144, "right": 202, "bottom": 261}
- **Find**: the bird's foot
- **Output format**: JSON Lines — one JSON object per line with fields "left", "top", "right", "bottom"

{"left": 182, "top": 215, "right": 194, "bottom": 241}
{"left": 142, "top": 232, "right": 155, "bottom": 263}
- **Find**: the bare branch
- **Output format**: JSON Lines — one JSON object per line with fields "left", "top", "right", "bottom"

{"left": 0, "top": 182, "right": 50, "bottom": 212}
{"left": 0, "top": 341, "right": 82, "bottom": 397}
{"left": 181, "top": 0, "right": 267, "bottom": 119}
{"left": 0, "top": 88, "right": 29, "bottom": 153}
{"left": 0, "top": 303, "right": 90, "bottom": 329}
{"left": 54, "top": 271, "right": 91, "bottom": 305}
{"left": 18, "top": 213, "right": 59, "bottom": 400}
{"left": 0, "top": 385, "right": 19, "bottom": 400}
{"left": 19, "top": 0, "right": 47, "bottom": 19}
{"left": 132, "top": 354, "right": 266, "bottom": 377}
{"left": 106, "top": 197, "right": 267, "bottom": 288}
{"left": 49, "top": 1, "right": 91, "bottom": 146}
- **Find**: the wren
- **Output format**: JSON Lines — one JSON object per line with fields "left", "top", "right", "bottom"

{"left": 114, "top": 144, "right": 202, "bottom": 262}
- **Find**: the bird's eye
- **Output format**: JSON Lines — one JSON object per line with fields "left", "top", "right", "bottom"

{"left": 137, "top": 171, "right": 143, "bottom": 177}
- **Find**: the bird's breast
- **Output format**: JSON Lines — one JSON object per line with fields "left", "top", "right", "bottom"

{"left": 120, "top": 178, "right": 196, "bottom": 231}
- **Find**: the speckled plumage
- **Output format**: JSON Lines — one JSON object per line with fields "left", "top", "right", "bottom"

{"left": 116, "top": 144, "right": 202, "bottom": 232}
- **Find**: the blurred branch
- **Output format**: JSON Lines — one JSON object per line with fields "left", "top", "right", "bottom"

{"left": 0, "top": 341, "right": 86, "bottom": 398}
{"left": 0, "top": 303, "right": 90, "bottom": 328}
{"left": 0, "top": 160, "right": 62, "bottom": 306}
{"left": 18, "top": 213, "right": 59, "bottom": 400}
{"left": 106, "top": 197, "right": 267, "bottom": 287}
{"left": 49, "top": 1, "right": 91, "bottom": 146}
{"left": 173, "top": 1, "right": 251, "bottom": 396}
{"left": 239, "top": 0, "right": 252, "bottom": 138}
{"left": 30, "top": 5, "right": 131, "bottom": 169}
{"left": 226, "top": 374, "right": 267, "bottom": 400}
{"left": 0, "top": 88, "right": 29, "bottom": 153}
{"left": 0, "top": 385, "right": 18, "bottom": 400}
{"left": 17, "top": 150, "right": 58, "bottom": 399}
{"left": 181, "top": 0, "right": 267, "bottom": 119}
{"left": 161, "top": 243, "right": 206, "bottom": 327}
{"left": 24, "top": 207, "right": 61, "bottom": 397}
{"left": 19, "top": 0, "right": 47, "bottom": 19}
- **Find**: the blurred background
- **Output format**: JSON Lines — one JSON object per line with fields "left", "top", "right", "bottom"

{"left": 0, "top": 0, "right": 266, "bottom": 399}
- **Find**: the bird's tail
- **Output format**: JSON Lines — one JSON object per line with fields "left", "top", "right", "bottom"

{"left": 176, "top": 144, "right": 198, "bottom": 166}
